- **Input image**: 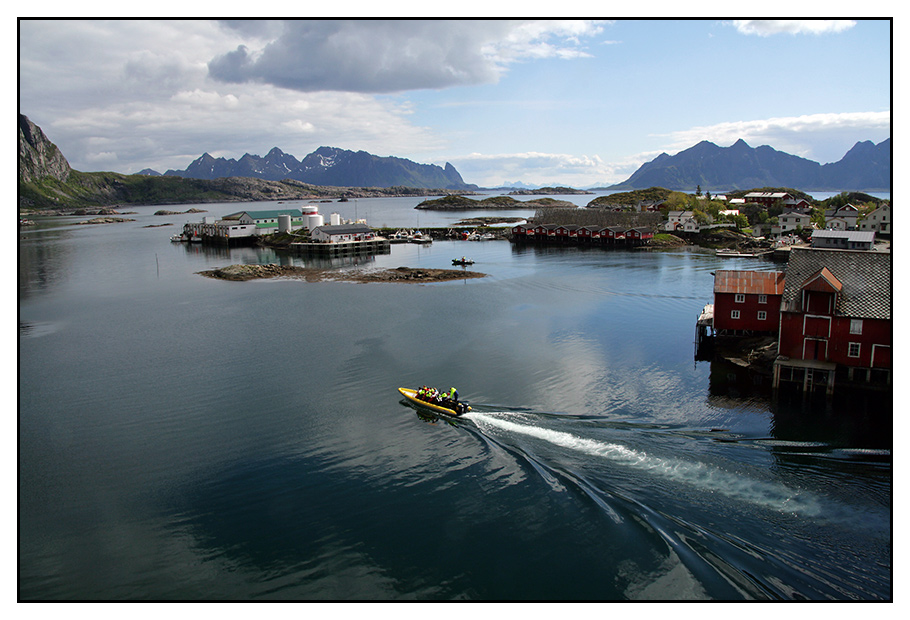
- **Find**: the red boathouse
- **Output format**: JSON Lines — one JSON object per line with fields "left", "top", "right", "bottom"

{"left": 713, "top": 270, "right": 785, "bottom": 336}
{"left": 773, "top": 247, "right": 891, "bottom": 394}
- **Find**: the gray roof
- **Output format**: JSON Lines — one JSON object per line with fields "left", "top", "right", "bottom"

{"left": 812, "top": 229, "right": 875, "bottom": 241}
{"left": 312, "top": 223, "right": 373, "bottom": 235}
{"left": 781, "top": 247, "right": 891, "bottom": 319}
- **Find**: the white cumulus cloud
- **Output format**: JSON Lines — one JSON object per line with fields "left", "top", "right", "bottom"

{"left": 208, "top": 20, "right": 606, "bottom": 93}
{"left": 443, "top": 151, "right": 624, "bottom": 187}
{"left": 732, "top": 20, "right": 857, "bottom": 36}
{"left": 654, "top": 111, "right": 890, "bottom": 163}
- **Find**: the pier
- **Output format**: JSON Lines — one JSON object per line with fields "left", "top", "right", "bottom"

{"left": 695, "top": 304, "right": 714, "bottom": 360}
{"left": 288, "top": 237, "right": 391, "bottom": 256}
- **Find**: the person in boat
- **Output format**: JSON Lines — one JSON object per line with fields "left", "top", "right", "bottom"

{"left": 439, "top": 387, "right": 459, "bottom": 411}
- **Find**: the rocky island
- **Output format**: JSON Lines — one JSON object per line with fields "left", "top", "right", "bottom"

{"left": 198, "top": 264, "right": 486, "bottom": 284}
{"left": 416, "top": 195, "right": 576, "bottom": 210}
{"left": 507, "top": 186, "right": 593, "bottom": 195}
{"left": 75, "top": 216, "right": 136, "bottom": 225}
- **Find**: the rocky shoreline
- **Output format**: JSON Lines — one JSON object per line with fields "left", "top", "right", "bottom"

{"left": 198, "top": 264, "right": 486, "bottom": 284}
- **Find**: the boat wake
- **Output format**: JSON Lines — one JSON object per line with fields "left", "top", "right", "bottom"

{"left": 466, "top": 410, "right": 823, "bottom": 517}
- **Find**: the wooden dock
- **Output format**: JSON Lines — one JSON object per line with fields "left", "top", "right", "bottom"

{"left": 288, "top": 238, "right": 391, "bottom": 256}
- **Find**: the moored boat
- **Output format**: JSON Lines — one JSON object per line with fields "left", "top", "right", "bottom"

{"left": 452, "top": 257, "right": 474, "bottom": 265}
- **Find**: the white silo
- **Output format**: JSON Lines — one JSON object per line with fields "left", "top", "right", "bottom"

{"left": 330, "top": 212, "right": 342, "bottom": 226}
{"left": 278, "top": 214, "right": 291, "bottom": 233}
{"left": 307, "top": 214, "right": 325, "bottom": 231}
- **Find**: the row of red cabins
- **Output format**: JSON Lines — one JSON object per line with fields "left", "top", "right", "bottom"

{"left": 705, "top": 247, "right": 891, "bottom": 395}
{"left": 510, "top": 223, "right": 654, "bottom": 245}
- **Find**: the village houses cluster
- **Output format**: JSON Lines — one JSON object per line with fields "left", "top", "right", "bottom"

{"left": 664, "top": 191, "right": 891, "bottom": 247}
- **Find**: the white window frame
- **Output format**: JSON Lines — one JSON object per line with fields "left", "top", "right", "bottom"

{"left": 850, "top": 319, "right": 863, "bottom": 335}
{"left": 734, "top": 294, "right": 745, "bottom": 303}
{"left": 848, "top": 342, "right": 861, "bottom": 358}
{"left": 758, "top": 294, "right": 767, "bottom": 304}
{"left": 731, "top": 310, "right": 740, "bottom": 319}
{"left": 757, "top": 311, "right": 767, "bottom": 321}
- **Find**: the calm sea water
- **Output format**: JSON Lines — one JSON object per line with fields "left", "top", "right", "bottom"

{"left": 18, "top": 198, "right": 891, "bottom": 600}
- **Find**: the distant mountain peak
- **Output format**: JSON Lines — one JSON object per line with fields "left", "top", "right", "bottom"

{"left": 611, "top": 138, "right": 889, "bottom": 192}
{"left": 164, "top": 145, "right": 475, "bottom": 190}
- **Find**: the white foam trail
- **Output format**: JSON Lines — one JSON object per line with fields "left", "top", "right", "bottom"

{"left": 470, "top": 412, "right": 822, "bottom": 516}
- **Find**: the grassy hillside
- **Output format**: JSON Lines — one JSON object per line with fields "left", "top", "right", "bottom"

{"left": 18, "top": 171, "right": 473, "bottom": 211}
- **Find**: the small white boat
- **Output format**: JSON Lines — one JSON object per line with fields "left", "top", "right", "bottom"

{"left": 389, "top": 230, "right": 411, "bottom": 244}
{"left": 170, "top": 234, "right": 186, "bottom": 242}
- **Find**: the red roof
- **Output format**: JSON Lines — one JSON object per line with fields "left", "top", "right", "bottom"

{"left": 713, "top": 270, "right": 785, "bottom": 295}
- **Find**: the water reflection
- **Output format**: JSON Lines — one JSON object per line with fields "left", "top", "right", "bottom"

{"left": 18, "top": 228, "right": 74, "bottom": 297}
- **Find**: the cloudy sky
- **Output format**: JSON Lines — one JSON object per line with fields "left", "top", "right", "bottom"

{"left": 18, "top": 17, "right": 892, "bottom": 188}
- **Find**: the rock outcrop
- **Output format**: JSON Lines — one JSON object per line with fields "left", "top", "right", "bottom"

{"left": 19, "top": 114, "right": 71, "bottom": 184}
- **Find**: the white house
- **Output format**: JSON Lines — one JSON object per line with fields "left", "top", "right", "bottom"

{"left": 663, "top": 211, "right": 695, "bottom": 231}
{"left": 859, "top": 204, "right": 890, "bottom": 235}
{"left": 824, "top": 204, "right": 860, "bottom": 230}
{"left": 778, "top": 211, "right": 811, "bottom": 233}
{"left": 310, "top": 223, "right": 375, "bottom": 243}
{"left": 183, "top": 216, "right": 257, "bottom": 240}
{"left": 825, "top": 217, "right": 852, "bottom": 231}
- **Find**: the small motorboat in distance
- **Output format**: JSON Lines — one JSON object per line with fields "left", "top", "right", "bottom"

{"left": 398, "top": 387, "right": 471, "bottom": 416}
{"left": 452, "top": 257, "right": 474, "bottom": 265}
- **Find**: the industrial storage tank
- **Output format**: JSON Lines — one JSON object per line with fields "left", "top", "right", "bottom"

{"left": 330, "top": 212, "right": 342, "bottom": 226}
{"left": 307, "top": 214, "right": 325, "bottom": 231}
{"left": 278, "top": 214, "right": 291, "bottom": 233}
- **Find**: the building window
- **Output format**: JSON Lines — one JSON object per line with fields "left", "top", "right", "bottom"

{"left": 758, "top": 294, "right": 767, "bottom": 304}
{"left": 731, "top": 310, "right": 740, "bottom": 319}
{"left": 850, "top": 319, "right": 863, "bottom": 335}
{"left": 757, "top": 311, "right": 767, "bottom": 321}
{"left": 848, "top": 342, "right": 861, "bottom": 358}
{"left": 735, "top": 294, "right": 745, "bottom": 303}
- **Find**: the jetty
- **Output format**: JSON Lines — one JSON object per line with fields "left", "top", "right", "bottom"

{"left": 288, "top": 237, "right": 391, "bottom": 257}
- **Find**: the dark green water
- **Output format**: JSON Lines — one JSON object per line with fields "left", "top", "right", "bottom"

{"left": 18, "top": 201, "right": 891, "bottom": 600}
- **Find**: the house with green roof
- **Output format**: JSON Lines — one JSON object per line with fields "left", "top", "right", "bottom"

{"left": 222, "top": 208, "right": 312, "bottom": 232}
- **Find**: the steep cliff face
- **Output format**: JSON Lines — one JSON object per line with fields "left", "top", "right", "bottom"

{"left": 19, "top": 114, "right": 71, "bottom": 183}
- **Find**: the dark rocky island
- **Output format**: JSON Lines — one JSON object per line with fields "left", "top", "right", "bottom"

{"left": 75, "top": 216, "right": 136, "bottom": 225}
{"left": 198, "top": 264, "right": 486, "bottom": 284}
{"left": 416, "top": 195, "right": 576, "bottom": 210}
{"left": 507, "top": 186, "right": 592, "bottom": 195}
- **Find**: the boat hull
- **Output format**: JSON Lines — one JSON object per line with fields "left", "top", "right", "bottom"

{"left": 398, "top": 387, "right": 470, "bottom": 416}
